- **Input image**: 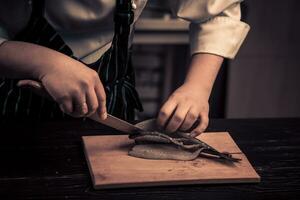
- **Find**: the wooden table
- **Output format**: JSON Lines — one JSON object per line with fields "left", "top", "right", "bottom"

{"left": 0, "top": 118, "right": 299, "bottom": 199}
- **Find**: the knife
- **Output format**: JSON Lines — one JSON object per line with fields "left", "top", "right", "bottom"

{"left": 89, "top": 113, "right": 143, "bottom": 133}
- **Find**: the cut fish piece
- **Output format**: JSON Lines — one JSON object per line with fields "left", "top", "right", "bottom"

{"left": 128, "top": 144, "right": 204, "bottom": 161}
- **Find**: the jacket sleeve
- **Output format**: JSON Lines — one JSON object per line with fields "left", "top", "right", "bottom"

{"left": 168, "top": 0, "right": 250, "bottom": 59}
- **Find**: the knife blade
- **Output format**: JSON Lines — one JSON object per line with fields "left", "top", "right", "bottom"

{"left": 89, "top": 113, "right": 143, "bottom": 133}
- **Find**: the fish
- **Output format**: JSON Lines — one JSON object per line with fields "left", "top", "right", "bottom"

{"left": 128, "top": 131, "right": 240, "bottom": 162}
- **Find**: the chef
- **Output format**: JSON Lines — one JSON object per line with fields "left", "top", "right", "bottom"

{"left": 0, "top": 0, "right": 249, "bottom": 136}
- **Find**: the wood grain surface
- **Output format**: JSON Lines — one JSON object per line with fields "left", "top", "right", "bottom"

{"left": 83, "top": 132, "right": 260, "bottom": 189}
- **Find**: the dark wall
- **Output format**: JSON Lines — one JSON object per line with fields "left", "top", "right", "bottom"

{"left": 226, "top": 0, "right": 300, "bottom": 118}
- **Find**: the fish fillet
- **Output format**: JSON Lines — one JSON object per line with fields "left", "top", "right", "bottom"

{"left": 129, "top": 144, "right": 203, "bottom": 161}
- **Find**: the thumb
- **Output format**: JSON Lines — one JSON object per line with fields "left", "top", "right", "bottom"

{"left": 17, "top": 80, "right": 43, "bottom": 89}
{"left": 17, "top": 79, "right": 52, "bottom": 99}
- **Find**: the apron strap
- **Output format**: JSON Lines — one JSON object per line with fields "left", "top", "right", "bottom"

{"left": 112, "top": 0, "right": 134, "bottom": 79}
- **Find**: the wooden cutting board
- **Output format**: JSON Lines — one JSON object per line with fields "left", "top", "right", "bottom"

{"left": 82, "top": 132, "right": 260, "bottom": 189}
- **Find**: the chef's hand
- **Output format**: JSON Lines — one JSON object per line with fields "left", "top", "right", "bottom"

{"left": 41, "top": 58, "right": 107, "bottom": 119}
{"left": 157, "top": 83, "right": 209, "bottom": 137}
{"left": 18, "top": 55, "right": 106, "bottom": 119}
{"left": 157, "top": 53, "right": 223, "bottom": 137}
{"left": 0, "top": 41, "right": 106, "bottom": 119}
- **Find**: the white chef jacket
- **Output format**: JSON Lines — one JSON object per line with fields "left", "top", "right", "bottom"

{"left": 0, "top": 0, "right": 250, "bottom": 63}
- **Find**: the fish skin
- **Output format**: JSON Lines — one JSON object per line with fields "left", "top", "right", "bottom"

{"left": 134, "top": 135, "right": 170, "bottom": 144}
{"left": 131, "top": 132, "right": 202, "bottom": 150}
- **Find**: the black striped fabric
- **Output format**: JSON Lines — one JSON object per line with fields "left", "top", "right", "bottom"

{"left": 0, "top": 0, "right": 142, "bottom": 121}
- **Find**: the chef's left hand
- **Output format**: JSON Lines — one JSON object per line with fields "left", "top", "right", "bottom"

{"left": 157, "top": 83, "right": 209, "bottom": 137}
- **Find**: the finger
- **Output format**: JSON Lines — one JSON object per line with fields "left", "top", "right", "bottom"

{"left": 157, "top": 99, "right": 177, "bottom": 128}
{"left": 72, "top": 91, "right": 88, "bottom": 117}
{"left": 94, "top": 81, "right": 107, "bottom": 120}
{"left": 86, "top": 88, "right": 99, "bottom": 116}
{"left": 59, "top": 98, "right": 73, "bottom": 114}
{"left": 165, "top": 103, "right": 190, "bottom": 133}
{"left": 179, "top": 107, "right": 199, "bottom": 131}
{"left": 191, "top": 112, "right": 209, "bottom": 137}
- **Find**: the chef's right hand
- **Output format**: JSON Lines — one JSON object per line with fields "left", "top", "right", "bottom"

{"left": 37, "top": 53, "right": 107, "bottom": 119}
{"left": 0, "top": 41, "right": 106, "bottom": 119}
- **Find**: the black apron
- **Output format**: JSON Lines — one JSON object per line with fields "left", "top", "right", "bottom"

{"left": 0, "top": 0, "right": 143, "bottom": 121}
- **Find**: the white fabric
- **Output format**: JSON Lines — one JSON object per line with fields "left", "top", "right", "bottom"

{"left": 0, "top": 0, "right": 250, "bottom": 62}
